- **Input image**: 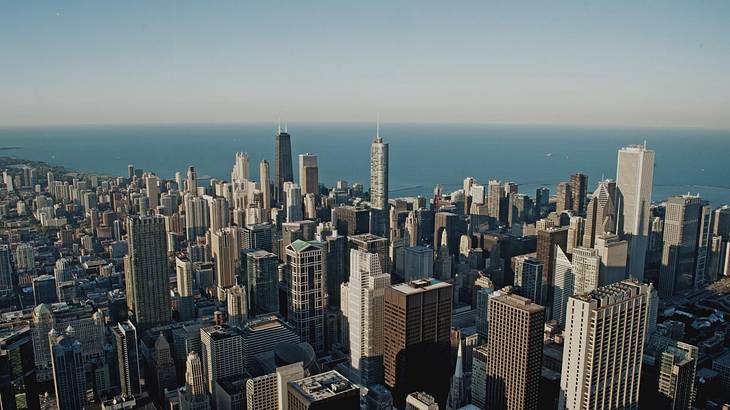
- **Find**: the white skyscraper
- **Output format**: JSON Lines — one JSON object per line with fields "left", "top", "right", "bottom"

{"left": 559, "top": 280, "right": 651, "bottom": 410}
{"left": 231, "top": 152, "right": 249, "bottom": 183}
{"left": 345, "top": 249, "right": 391, "bottom": 386}
{"left": 260, "top": 160, "right": 271, "bottom": 211}
{"left": 146, "top": 174, "right": 161, "bottom": 209}
{"left": 571, "top": 247, "right": 601, "bottom": 295}
{"left": 616, "top": 144, "right": 655, "bottom": 281}
{"left": 551, "top": 245, "right": 574, "bottom": 325}
{"left": 369, "top": 122, "right": 389, "bottom": 235}
{"left": 283, "top": 182, "right": 303, "bottom": 222}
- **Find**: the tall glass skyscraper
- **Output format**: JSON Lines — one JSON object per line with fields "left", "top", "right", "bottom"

{"left": 274, "top": 125, "right": 293, "bottom": 205}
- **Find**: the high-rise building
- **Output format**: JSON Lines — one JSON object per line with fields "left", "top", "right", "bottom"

{"left": 187, "top": 165, "right": 198, "bottom": 195}
{"left": 260, "top": 160, "right": 271, "bottom": 211}
{"left": 125, "top": 215, "right": 171, "bottom": 329}
{"left": 571, "top": 247, "right": 601, "bottom": 295}
{"left": 146, "top": 174, "right": 161, "bottom": 209}
{"left": 616, "top": 144, "right": 655, "bottom": 281}
{"left": 536, "top": 226, "right": 568, "bottom": 307}
{"left": 113, "top": 321, "right": 142, "bottom": 396}
{"left": 325, "top": 232, "right": 348, "bottom": 308}
{"left": 179, "top": 351, "right": 210, "bottom": 410}
{"left": 403, "top": 246, "right": 433, "bottom": 282}
{"left": 242, "top": 249, "right": 279, "bottom": 315}
{"left": 33, "top": 274, "right": 58, "bottom": 305}
{"left": 284, "top": 182, "right": 303, "bottom": 222}
{"left": 349, "top": 234, "right": 389, "bottom": 277}
{"left": 487, "top": 180, "right": 503, "bottom": 223}
{"left": 594, "top": 233, "right": 629, "bottom": 286}
{"left": 583, "top": 179, "right": 617, "bottom": 248}
{"left": 559, "top": 280, "right": 651, "bottom": 410}
{"left": 286, "top": 240, "right": 326, "bottom": 353}
{"left": 242, "top": 223, "right": 273, "bottom": 252}
{"left": 570, "top": 173, "right": 588, "bottom": 216}
{"left": 200, "top": 325, "right": 245, "bottom": 396}
{"left": 566, "top": 216, "right": 585, "bottom": 253}
{"left": 240, "top": 315, "right": 300, "bottom": 374}
{"left": 485, "top": 290, "right": 545, "bottom": 410}
{"left": 370, "top": 124, "right": 389, "bottom": 236}
{"left": 404, "top": 392, "right": 439, "bottom": 410}
{"left": 298, "top": 153, "right": 319, "bottom": 195}
{"left": 51, "top": 331, "right": 87, "bottom": 410}
{"left": 383, "top": 279, "right": 453, "bottom": 408}
{"left": 513, "top": 255, "right": 543, "bottom": 303}
{"left": 274, "top": 126, "right": 293, "bottom": 205}
{"left": 556, "top": 181, "right": 573, "bottom": 214}
{"left": 332, "top": 206, "right": 370, "bottom": 236}
{"left": 232, "top": 152, "right": 250, "bottom": 183}
{"left": 551, "top": 245, "right": 574, "bottom": 325}
{"left": 227, "top": 285, "right": 248, "bottom": 326}
{"left": 344, "top": 249, "right": 390, "bottom": 386}
{"left": 659, "top": 194, "right": 703, "bottom": 298}
{"left": 656, "top": 341, "right": 698, "bottom": 409}
{"left": 209, "top": 197, "right": 231, "bottom": 232}
{"left": 211, "top": 227, "right": 240, "bottom": 297}
{"left": 0, "top": 245, "right": 13, "bottom": 292}
{"left": 185, "top": 194, "right": 210, "bottom": 241}
{"left": 287, "top": 370, "right": 360, "bottom": 409}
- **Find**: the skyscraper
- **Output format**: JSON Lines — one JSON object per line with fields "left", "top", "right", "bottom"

{"left": 370, "top": 123, "right": 389, "bottom": 236}
{"left": 200, "top": 325, "right": 245, "bottom": 396}
{"left": 125, "top": 215, "right": 171, "bottom": 329}
{"left": 232, "top": 152, "right": 250, "bottom": 183}
{"left": 179, "top": 351, "right": 210, "bottom": 410}
{"left": 513, "top": 255, "right": 543, "bottom": 304}
{"left": 536, "top": 226, "right": 568, "bottom": 307}
{"left": 656, "top": 341, "right": 698, "bottom": 409}
{"left": 616, "top": 143, "right": 655, "bottom": 281}
{"left": 274, "top": 125, "right": 293, "bottom": 205}
{"left": 185, "top": 194, "right": 210, "bottom": 241}
{"left": 570, "top": 173, "right": 588, "bottom": 216}
{"left": 211, "top": 227, "right": 240, "bottom": 298}
{"left": 582, "top": 179, "right": 617, "bottom": 248}
{"left": 285, "top": 240, "right": 326, "bottom": 353}
{"left": 485, "top": 290, "right": 545, "bottom": 410}
{"left": 345, "top": 249, "right": 390, "bottom": 386}
{"left": 51, "top": 331, "right": 86, "bottom": 410}
{"left": 187, "top": 165, "right": 198, "bottom": 195}
{"left": 283, "top": 182, "right": 303, "bottom": 222}
{"left": 298, "top": 153, "right": 319, "bottom": 195}
{"left": 383, "top": 279, "right": 453, "bottom": 408}
{"left": 227, "top": 285, "right": 248, "bottom": 326}
{"left": 0, "top": 245, "right": 12, "bottom": 293}
{"left": 559, "top": 280, "right": 651, "bottom": 410}
{"left": 260, "top": 160, "right": 271, "bottom": 211}
{"left": 556, "top": 181, "right": 573, "bottom": 214}
{"left": 113, "top": 321, "right": 142, "bottom": 396}
{"left": 209, "top": 197, "right": 230, "bottom": 232}
{"left": 571, "top": 247, "right": 601, "bottom": 295}
{"left": 487, "top": 180, "right": 503, "bottom": 223}
{"left": 659, "top": 194, "right": 703, "bottom": 298}
{"left": 242, "top": 249, "right": 279, "bottom": 315}
{"left": 551, "top": 245, "right": 574, "bottom": 325}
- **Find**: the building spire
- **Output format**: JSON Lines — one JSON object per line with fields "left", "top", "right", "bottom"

{"left": 375, "top": 115, "right": 381, "bottom": 141}
{"left": 277, "top": 118, "right": 281, "bottom": 134}
{"left": 284, "top": 120, "right": 288, "bottom": 133}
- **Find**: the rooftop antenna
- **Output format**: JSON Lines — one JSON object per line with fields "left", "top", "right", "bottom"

{"left": 284, "top": 120, "right": 288, "bottom": 133}
{"left": 376, "top": 114, "right": 380, "bottom": 139}
{"left": 643, "top": 139, "right": 647, "bottom": 149}
{"left": 277, "top": 118, "right": 281, "bottom": 134}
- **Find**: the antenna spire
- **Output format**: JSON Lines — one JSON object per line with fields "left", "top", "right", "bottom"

{"left": 277, "top": 118, "right": 281, "bottom": 134}
{"left": 376, "top": 115, "right": 380, "bottom": 140}
{"left": 284, "top": 120, "right": 288, "bottom": 133}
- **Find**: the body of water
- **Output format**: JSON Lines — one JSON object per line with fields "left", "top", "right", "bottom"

{"left": 1, "top": 123, "right": 729, "bottom": 205}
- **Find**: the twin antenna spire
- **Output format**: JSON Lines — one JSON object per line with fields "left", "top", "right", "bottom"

{"left": 277, "top": 118, "right": 288, "bottom": 134}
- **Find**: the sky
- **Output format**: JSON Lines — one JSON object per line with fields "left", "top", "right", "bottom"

{"left": 1, "top": 1, "right": 729, "bottom": 128}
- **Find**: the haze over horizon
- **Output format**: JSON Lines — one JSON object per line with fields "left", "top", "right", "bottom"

{"left": 2, "top": 1, "right": 729, "bottom": 128}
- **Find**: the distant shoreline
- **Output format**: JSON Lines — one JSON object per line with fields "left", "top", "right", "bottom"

{"left": 0, "top": 147, "right": 21, "bottom": 151}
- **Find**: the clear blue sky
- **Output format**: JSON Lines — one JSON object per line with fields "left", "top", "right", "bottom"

{"left": 2, "top": 1, "right": 729, "bottom": 128}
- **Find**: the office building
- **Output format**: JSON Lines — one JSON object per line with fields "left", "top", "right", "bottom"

{"left": 485, "top": 290, "right": 545, "bottom": 410}
{"left": 349, "top": 234, "right": 389, "bottom": 277}
{"left": 113, "top": 321, "right": 142, "bottom": 396}
{"left": 616, "top": 144, "right": 655, "bottom": 281}
{"left": 287, "top": 370, "right": 360, "bottom": 409}
{"left": 299, "top": 153, "right": 319, "bottom": 195}
{"left": 570, "top": 173, "right": 588, "bottom": 216}
{"left": 211, "top": 227, "right": 240, "bottom": 297}
{"left": 332, "top": 206, "right": 370, "bottom": 236}
{"left": 242, "top": 249, "right": 279, "bottom": 315}
{"left": 0, "top": 245, "right": 12, "bottom": 292}
{"left": 200, "top": 325, "right": 245, "bottom": 396}
{"left": 657, "top": 341, "right": 698, "bottom": 409}
{"left": 552, "top": 245, "right": 573, "bottom": 325}
{"left": 383, "top": 279, "right": 453, "bottom": 408}
{"left": 125, "top": 215, "right": 171, "bottom": 329}
{"left": 242, "top": 223, "right": 273, "bottom": 252}
{"left": 559, "top": 280, "right": 651, "bottom": 410}
{"left": 232, "top": 152, "right": 249, "bottom": 183}
{"left": 33, "top": 274, "right": 58, "bottom": 305}
{"left": 370, "top": 125, "right": 389, "bottom": 236}
{"left": 344, "top": 249, "right": 390, "bottom": 386}
{"left": 404, "top": 392, "right": 439, "bottom": 410}
{"left": 583, "top": 179, "right": 617, "bottom": 248}
{"left": 275, "top": 125, "right": 294, "bottom": 205}
{"left": 513, "top": 255, "right": 543, "bottom": 303}
{"left": 556, "top": 182, "right": 572, "bottom": 214}
{"left": 403, "top": 246, "right": 433, "bottom": 282}
{"left": 659, "top": 195, "right": 703, "bottom": 298}
{"left": 227, "top": 285, "right": 248, "bottom": 326}
{"left": 536, "top": 226, "right": 568, "bottom": 307}
{"left": 260, "top": 159, "right": 271, "bottom": 210}
{"left": 571, "top": 247, "right": 601, "bottom": 295}
{"left": 51, "top": 331, "right": 87, "bottom": 410}
{"left": 286, "top": 240, "right": 327, "bottom": 353}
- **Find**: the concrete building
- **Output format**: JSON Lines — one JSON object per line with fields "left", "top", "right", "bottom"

{"left": 286, "top": 240, "right": 327, "bottom": 353}
{"left": 287, "top": 370, "right": 360, "bottom": 409}
{"left": 559, "top": 280, "right": 651, "bottom": 410}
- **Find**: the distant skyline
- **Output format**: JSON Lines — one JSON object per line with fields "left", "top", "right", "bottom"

{"left": 2, "top": 1, "right": 729, "bottom": 128}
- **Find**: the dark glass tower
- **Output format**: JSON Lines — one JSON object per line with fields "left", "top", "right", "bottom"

{"left": 274, "top": 126, "right": 293, "bottom": 205}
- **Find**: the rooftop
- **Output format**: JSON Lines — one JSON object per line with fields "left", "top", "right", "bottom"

{"left": 289, "top": 370, "right": 358, "bottom": 402}
{"left": 391, "top": 278, "right": 452, "bottom": 295}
